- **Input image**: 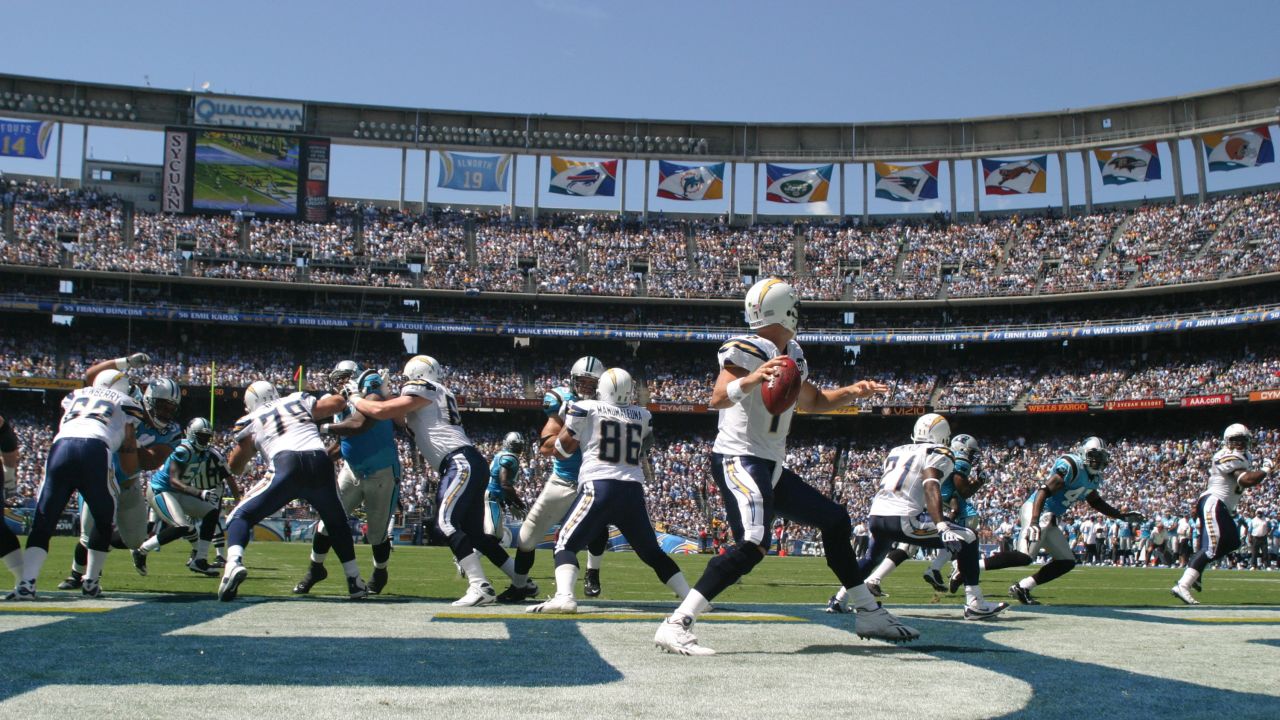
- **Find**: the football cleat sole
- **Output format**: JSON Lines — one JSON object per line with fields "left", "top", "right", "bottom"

{"left": 218, "top": 565, "right": 248, "bottom": 602}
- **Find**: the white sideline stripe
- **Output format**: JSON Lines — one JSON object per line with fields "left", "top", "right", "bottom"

{"left": 167, "top": 603, "right": 510, "bottom": 639}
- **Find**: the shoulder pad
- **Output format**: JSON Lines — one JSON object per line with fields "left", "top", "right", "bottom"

{"left": 718, "top": 337, "right": 770, "bottom": 362}
{"left": 928, "top": 446, "right": 954, "bottom": 459}
{"left": 565, "top": 402, "right": 589, "bottom": 418}
{"left": 231, "top": 417, "right": 252, "bottom": 434}
{"left": 122, "top": 404, "right": 148, "bottom": 421}
{"left": 171, "top": 444, "right": 192, "bottom": 462}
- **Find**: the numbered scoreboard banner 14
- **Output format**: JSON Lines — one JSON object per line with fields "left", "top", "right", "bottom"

{"left": 0, "top": 119, "right": 55, "bottom": 159}
{"left": 160, "top": 127, "right": 330, "bottom": 220}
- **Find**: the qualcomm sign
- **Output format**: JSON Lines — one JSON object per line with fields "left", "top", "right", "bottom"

{"left": 192, "top": 95, "right": 304, "bottom": 131}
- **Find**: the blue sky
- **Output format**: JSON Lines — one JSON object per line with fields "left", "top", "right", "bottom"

{"left": 3, "top": 0, "right": 1280, "bottom": 216}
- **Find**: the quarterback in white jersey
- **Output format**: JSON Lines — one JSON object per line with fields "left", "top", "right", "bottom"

{"left": 527, "top": 369, "right": 690, "bottom": 614}
{"left": 1172, "top": 424, "right": 1275, "bottom": 604}
{"left": 220, "top": 382, "right": 368, "bottom": 602}
{"left": 11, "top": 369, "right": 144, "bottom": 600}
{"left": 356, "top": 355, "right": 517, "bottom": 607}
{"left": 859, "top": 413, "right": 1008, "bottom": 621}
{"left": 656, "top": 278, "right": 915, "bottom": 657}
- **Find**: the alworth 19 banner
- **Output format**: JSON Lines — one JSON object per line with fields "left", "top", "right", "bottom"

{"left": 438, "top": 152, "right": 511, "bottom": 192}
{"left": 0, "top": 119, "right": 55, "bottom": 159}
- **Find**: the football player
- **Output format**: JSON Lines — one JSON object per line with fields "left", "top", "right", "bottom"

{"left": 1002, "top": 437, "right": 1144, "bottom": 605}
{"left": 654, "top": 278, "right": 915, "bottom": 656}
{"left": 527, "top": 369, "right": 689, "bottom": 613}
{"left": 132, "top": 418, "right": 237, "bottom": 575}
{"left": 355, "top": 356, "right": 518, "bottom": 606}
{"left": 10, "top": 369, "right": 143, "bottom": 599}
{"left": 856, "top": 414, "right": 1008, "bottom": 621}
{"left": 220, "top": 381, "right": 368, "bottom": 602}
{"left": 59, "top": 363, "right": 182, "bottom": 588}
{"left": 293, "top": 361, "right": 401, "bottom": 596}
{"left": 1171, "top": 424, "right": 1275, "bottom": 604}
{"left": 0, "top": 412, "right": 24, "bottom": 586}
{"left": 486, "top": 431, "right": 528, "bottom": 544}
{"left": 504, "top": 357, "right": 608, "bottom": 603}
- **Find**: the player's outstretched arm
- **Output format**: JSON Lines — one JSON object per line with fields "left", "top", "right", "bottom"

{"left": 228, "top": 435, "right": 257, "bottom": 476}
{"left": 1237, "top": 458, "right": 1273, "bottom": 489}
{"left": 354, "top": 395, "right": 425, "bottom": 422}
{"left": 796, "top": 378, "right": 889, "bottom": 413}
{"left": 1085, "top": 490, "right": 1142, "bottom": 522}
{"left": 85, "top": 353, "right": 150, "bottom": 386}
{"left": 538, "top": 416, "right": 565, "bottom": 456}
{"left": 321, "top": 408, "right": 373, "bottom": 438}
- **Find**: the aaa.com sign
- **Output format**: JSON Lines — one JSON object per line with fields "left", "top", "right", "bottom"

{"left": 1249, "top": 389, "right": 1280, "bottom": 402}
{"left": 1179, "top": 394, "right": 1233, "bottom": 408}
{"left": 1104, "top": 398, "right": 1166, "bottom": 411}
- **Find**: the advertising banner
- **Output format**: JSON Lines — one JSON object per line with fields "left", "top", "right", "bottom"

{"left": 1026, "top": 402, "right": 1090, "bottom": 413}
{"left": 1104, "top": 398, "right": 1166, "bottom": 411}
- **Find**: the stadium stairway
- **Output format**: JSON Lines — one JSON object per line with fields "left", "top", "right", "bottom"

{"left": 1095, "top": 213, "right": 1135, "bottom": 274}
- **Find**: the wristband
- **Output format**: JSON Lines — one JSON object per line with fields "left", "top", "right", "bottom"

{"left": 554, "top": 437, "right": 573, "bottom": 459}
{"left": 726, "top": 379, "right": 748, "bottom": 405}
{"left": 114, "top": 357, "right": 130, "bottom": 371}
{"left": 320, "top": 423, "right": 332, "bottom": 435}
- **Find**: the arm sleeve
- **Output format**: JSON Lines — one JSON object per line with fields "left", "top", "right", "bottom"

{"left": 563, "top": 402, "right": 590, "bottom": 438}
{"left": 400, "top": 381, "right": 434, "bottom": 401}
{"left": 232, "top": 415, "right": 255, "bottom": 443}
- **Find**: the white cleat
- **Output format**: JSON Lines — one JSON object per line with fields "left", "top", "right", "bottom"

{"left": 4, "top": 581, "right": 36, "bottom": 601}
{"left": 1170, "top": 584, "right": 1200, "bottom": 605}
{"left": 217, "top": 562, "right": 248, "bottom": 602}
{"left": 855, "top": 605, "right": 919, "bottom": 643}
{"left": 452, "top": 582, "right": 497, "bottom": 607}
{"left": 964, "top": 600, "right": 1010, "bottom": 620}
{"left": 654, "top": 615, "right": 715, "bottom": 656}
{"left": 525, "top": 595, "right": 579, "bottom": 614}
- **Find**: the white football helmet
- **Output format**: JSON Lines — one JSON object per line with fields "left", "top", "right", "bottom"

{"left": 329, "top": 359, "right": 362, "bottom": 386}
{"left": 951, "top": 433, "right": 980, "bottom": 463}
{"left": 244, "top": 380, "right": 279, "bottom": 412}
{"left": 93, "top": 369, "right": 132, "bottom": 394}
{"left": 912, "top": 413, "right": 951, "bottom": 445}
{"left": 1223, "top": 423, "right": 1252, "bottom": 450}
{"left": 404, "top": 355, "right": 442, "bottom": 384}
{"left": 144, "top": 377, "right": 182, "bottom": 424}
{"left": 570, "top": 356, "right": 605, "bottom": 397}
{"left": 597, "top": 368, "right": 635, "bottom": 406}
{"left": 1079, "top": 436, "right": 1110, "bottom": 471}
{"left": 744, "top": 278, "right": 800, "bottom": 335}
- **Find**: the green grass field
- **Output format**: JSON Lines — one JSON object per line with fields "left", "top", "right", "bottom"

{"left": 32, "top": 536, "right": 1280, "bottom": 607}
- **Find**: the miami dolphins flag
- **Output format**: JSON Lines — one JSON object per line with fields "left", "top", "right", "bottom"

{"left": 549, "top": 157, "right": 617, "bottom": 196}
{"left": 765, "top": 164, "right": 832, "bottom": 204}
{"left": 438, "top": 152, "right": 511, "bottom": 192}
{"left": 657, "top": 161, "right": 724, "bottom": 201}
{"left": 1095, "top": 144, "right": 1160, "bottom": 185}
{"left": 1202, "top": 127, "right": 1274, "bottom": 172}
{"left": 982, "top": 156, "right": 1047, "bottom": 195}
{"left": 874, "top": 161, "right": 939, "bottom": 202}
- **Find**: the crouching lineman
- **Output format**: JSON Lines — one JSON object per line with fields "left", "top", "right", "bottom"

{"left": 655, "top": 278, "right": 914, "bottom": 656}
{"left": 132, "top": 418, "right": 236, "bottom": 575}
{"left": 293, "top": 362, "right": 400, "bottom": 596}
{"left": 219, "top": 382, "right": 368, "bottom": 601}
{"left": 504, "top": 357, "right": 608, "bottom": 603}
{"left": 1172, "top": 424, "right": 1275, "bottom": 604}
{"left": 486, "top": 431, "right": 528, "bottom": 545}
{"left": 10, "top": 370, "right": 143, "bottom": 599}
{"left": 858, "top": 414, "right": 1008, "bottom": 621}
{"left": 0, "top": 412, "right": 24, "bottom": 587}
{"left": 999, "top": 437, "right": 1144, "bottom": 605}
{"left": 62, "top": 360, "right": 181, "bottom": 588}
{"left": 355, "top": 356, "right": 519, "bottom": 606}
{"left": 527, "top": 369, "right": 690, "bottom": 613}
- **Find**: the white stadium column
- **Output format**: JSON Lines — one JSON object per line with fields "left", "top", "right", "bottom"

{"left": 971, "top": 157, "right": 980, "bottom": 220}
{"left": 423, "top": 149, "right": 431, "bottom": 212}
{"left": 80, "top": 124, "right": 89, "bottom": 187}
{"left": 861, "top": 163, "right": 868, "bottom": 224}
{"left": 55, "top": 122, "right": 64, "bottom": 188}
{"left": 620, "top": 158, "right": 627, "bottom": 217}
{"left": 728, "top": 162, "right": 736, "bottom": 221}
{"left": 1080, "top": 150, "right": 1093, "bottom": 215}
{"left": 751, "top": 162, "right": 758, "bottom": 225}
{"left": 1057, "top": 151, "right": 1069, "bottom": 217}
{"left": 1168, "top": 139, "right": 1184, "bottom": 204}
{"left": 1191, "top": 136, "right": 1207, "bottom": 204}
{"left": 948, "top": 159, "right": 957, "bottom": 219}
{"left": 839, "top": 162, "right": 846, "bottom": 219}
{"left": 643, "top": 158, "right": 650, "bottom": 223}
{"left": 533, "top": 155, "right": 541, "bottom": 224}
{"left": 508, "top": 153, "right": 517, "bottom": 220}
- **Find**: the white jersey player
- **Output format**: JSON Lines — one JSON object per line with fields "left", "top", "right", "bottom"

{"left": 859, "top": 413, "right": 1008, "bottom": 621}
{"left": 11, "top": 369, "right": 144, "bottom": 600}
{"left": 1172, "top": 424, "right": 1274, "bottom": 604}
{"left": 355, "top": 356, "right": 517, "bottom": 607}
{"left": 526, "top": 369, "right": 690, "bottom": 614}
{"left": 220, "top": 382, "right": 368, "bottom": 602}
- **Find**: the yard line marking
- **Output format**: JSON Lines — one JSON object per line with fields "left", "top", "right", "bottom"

{"left": 433, "top": 611, "right": 803, "bottom": 622}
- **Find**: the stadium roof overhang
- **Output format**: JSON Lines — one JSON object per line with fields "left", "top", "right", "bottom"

{"left": 1, "top": 73, "right": 1278, "bottom": 162}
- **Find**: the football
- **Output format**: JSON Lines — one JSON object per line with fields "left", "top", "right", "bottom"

{"left": 760, "top": 356, "right": 802, "bottom": 415}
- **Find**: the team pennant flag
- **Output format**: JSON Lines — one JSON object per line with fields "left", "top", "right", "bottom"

{"left": 874, "top": 161, "right": 939, "bottom": 202}
{"left": 657, "top": 161, "right": 725, "bottom": 201}
{"left": 1202, "top": 127, "right": 1274, "bottom": 172}
{"left": 982, "top": 156, "right": 1048, "bottom": 195}
{"left": 765, "top": 164, "right": 832, "bottom": 204}
{"left": 549, "top": 157, "right": 617, "bottom": 197}
{"left": 1095, "top": 143, "right": 1161, "bottom": 185}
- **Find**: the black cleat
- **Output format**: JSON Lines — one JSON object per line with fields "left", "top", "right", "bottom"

{"left": 497, "top": 581, "right": 540, "bottom": 603}
{"left": 82, "top": 579, "right": 103, "bottom": 598}
{"left": 825, "top": 595, "right": 852, "bottom": 614}
{"left": 188, "top": 559, "right": 219, "bottom": 577}
{"left": 1009, "top": 583, "right": 1041, "bottom": 606}
{"left": 923, "top": 569, "right": 947, "bottom": 593}
{"left": 584, "top": 569, "right": 601, "bottom": 598}
{"left": 1193, "top": 578, "right": 1202, "bottom": 593}
{"left": 292, "top": 562, "right": 328, "bottom": 594}
{"left": 131, "top": 550, "right": 148, "bottom": 577}
{"left": 347, "top": 575, "right": 369, "bottom": 600}
{"left": 948, "top": 570, "right": 963, "bottom": 595}
{"left": 368, "top": 567, "right": 388, "bottom": 595}
{"left": 208, "top": 557, "right": 226, "bottom": 570}
{"left": 865, "top": 580, "right": 887, "bottom": 598}
{"left": 58, "top": 572, "right": 84, "bottom": 590}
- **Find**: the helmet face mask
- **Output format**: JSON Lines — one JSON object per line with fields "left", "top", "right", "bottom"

{"left": 501, "top": 431, "right": 526, "bottom": 456}
{"left": 186, "top": 417, "right": 214, "bottom": 450}
{"left": 569, "top": 356, "right": 604, "bottom": 398}
{"left": 329, "top": 360, "right": 361, "bottom": 388}
{"left": 1080, "top": 437, "right": 1110, "bottom": 472}
{"left": 951, "top": 433, "right": 980, "bottom": 464}
{"left": 145, "top": 378, "right": 182, "bottom": 424}
{"left": 1224, "top": 423, "right": 1252, "bottom": 451}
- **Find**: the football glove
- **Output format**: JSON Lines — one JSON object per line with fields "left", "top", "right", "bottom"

{"left": 199, "top": 489, "right": 218, "bottom": 503}
{"left": 1023, "top": 525, "right": 1041, "bottom": 543}
{"left": 1119, "top": 511, "right": 1145, "bottom": 524}
{"left": 116, "top": 352, "right": 151, "bottom": 370}
{"left": 501, "top": 486, "right": 528, "bottom": 515}
{"left": 1262, "top": 458, "right": 1275, "bottom": 475}
{"left": 342, "top": 380, "right": 363, "bottom": 401}
{"left": 937, "top": 520, "right": 975, "bottom": 553}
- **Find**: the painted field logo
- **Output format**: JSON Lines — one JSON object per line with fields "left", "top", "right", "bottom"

{"left": 780, "top": 180, "right": 813, "bottom": 198}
